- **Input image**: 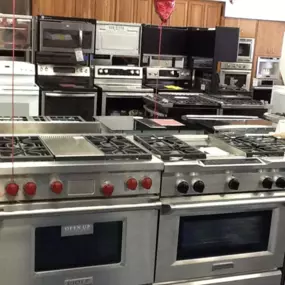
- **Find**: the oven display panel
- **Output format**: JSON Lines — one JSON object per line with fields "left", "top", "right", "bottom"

{"left": 35, "top": 221, "right": 122, "bottom": 271}
{"left": 177, "top": 211, "right": 272, "bottom": 260}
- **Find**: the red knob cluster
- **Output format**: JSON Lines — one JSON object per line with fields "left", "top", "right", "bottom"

{"left": 50, "top": 180, "right": 63, "bottom": 194}
{"left": 5, "top": 183, "right": 19, "bottom": 196}
{"left": 126, "top": 178, "right": 138, "bottom": 190}
{"left": 141, "top": 177, "right": 152, "bottom": 190}
{"left": 24, "top": 182, "right": 37, "bottom": 196}
{"left": 101, "top": 183, "right": 114, "bottom": 197}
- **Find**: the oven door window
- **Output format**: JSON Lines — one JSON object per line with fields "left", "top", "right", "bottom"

{"left": 106, "top": 97, "right": 144, "bottom": 116}
{"left": 238, "top": 43, "right": 250, "bottom": 57}
{"left": 35, "top": 221, "right": 122, "bottom": 272}
{"left": 224, "top": 73, "right": 247, "bottom": 89}
{"left": 44, "top": 93, "right": 95, "bottom": 121}
{"left": 177, "top": 211, "right": 272, "bottom": 260}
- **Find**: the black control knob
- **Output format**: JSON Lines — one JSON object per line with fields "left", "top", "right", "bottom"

{"left": 176, "top": 180, "right": 189, "bottom": 194}
{"left": 192, "top": 180, "right": 205, "bottom": 193}
{"left": 228, "top": 178, "right": 240, "bottom": 190}
{"left": 262, "top": 177, "right": 274, "bottom": 189}
{"left": 276, "top": 177, "right": 285, "bottom": 188}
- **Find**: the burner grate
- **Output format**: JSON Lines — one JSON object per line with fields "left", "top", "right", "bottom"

{"left": 86, "top": 135, "right": 152, "bottom": 160}
{"left": 217, "top": 135, "right": 285, "bottom": 157}
{"left": 0, "top": 136, "right": 54, "bottom": 162}
{"left": 134, "top": 135, "right": 206, "bottom": 161}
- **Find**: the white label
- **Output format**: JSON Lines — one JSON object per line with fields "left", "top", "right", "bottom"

{"left": 201, "top": 84, "right": 206, "bottom": 91}
{"left": 65, "top": 277, "right": 93, "bottom": 285}
{"left": 275, "top": 119, "right": 285, "bottom": 133}
{"left": 61, "top": 224, "right": 94, "bottom": 237}
{"left": 75, "top": 48, "right": 84, "bottom": 62}
{"left": 252, "top": 78, "right": 258, "bottom": 87}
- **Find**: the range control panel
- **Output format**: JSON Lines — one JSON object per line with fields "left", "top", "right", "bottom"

{"left": 145, "top": 67, "right": 191, "bottom": 80}
{"left": 94, "top": 65, "right": 142, "bottom": 79}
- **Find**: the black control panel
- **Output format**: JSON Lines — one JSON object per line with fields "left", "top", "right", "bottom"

{"left": 159, "top": 70, "right": 179, "bottom": 78}
{"left": 97, "top": 68, "right": 140, "bottom": 76}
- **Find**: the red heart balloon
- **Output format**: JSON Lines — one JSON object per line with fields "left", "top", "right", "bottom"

{"left": 154, "top": 0, "right": 175, "bottom": 23}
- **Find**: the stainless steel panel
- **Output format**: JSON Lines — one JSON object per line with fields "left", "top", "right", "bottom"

{"left": 0, "top": 122, "right": 101, "bottom": 135}
{"left": 155, "top": 194, "right": 285, "bottom": 283}
{"left": 0, "top": 199, "right": 158, "bottom": 285}
{"left": 155, "top": 270, "right": 281, "bottom": 285}
{"left": 40, "top": 136, "right": 104, "bottom": 160}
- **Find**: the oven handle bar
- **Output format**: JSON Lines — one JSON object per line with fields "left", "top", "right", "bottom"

{"left": 164, "top": 196, "right": 285, "bottom": 213}
{"left": 0, "top": 202, "right": 161, "bottom": 219}
{"left": 45, "top": 93, "right": 95, "bottom": 98}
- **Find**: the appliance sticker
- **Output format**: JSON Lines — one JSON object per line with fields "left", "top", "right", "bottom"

{"left": 61, "top": 224, "right": 94, "bottom": 237}
{"left": 65, "top": 277, "right": 93, "bottom": 285}
{"left": 75, "top": 48, "right": 84, "bottom": 62}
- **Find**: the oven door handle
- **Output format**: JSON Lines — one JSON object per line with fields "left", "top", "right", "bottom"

{"left": 45, "top": 92, "right": 95, "bottom": 98}
{"left": 163, "top": 196, "right": 285, "bottom": 213}
{"left": 0, "top": 202, "right": 161, "bottom": 219}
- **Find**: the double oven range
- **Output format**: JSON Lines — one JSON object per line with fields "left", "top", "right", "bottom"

{"left": 36, "top": 15, "right": 97, "bottom": 121}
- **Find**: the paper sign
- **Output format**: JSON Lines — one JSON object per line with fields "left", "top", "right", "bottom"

{"left": 151, "top": 119, "right": 185, "bottom": 126}
{"left": 75, "top": 48, "right": 84, "bottom": 62}
{"left": 275, "top": 119, "right": 285, "bottom": 133}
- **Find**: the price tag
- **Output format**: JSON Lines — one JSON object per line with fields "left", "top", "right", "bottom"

{"left": 201, "top": 84, "right": 206, "bottom": 91}
{"left": 74, "top": 48, "right": 84, "bottom": 62}
{"left": 275, "top": 119, "right": 285, "bottom": 133}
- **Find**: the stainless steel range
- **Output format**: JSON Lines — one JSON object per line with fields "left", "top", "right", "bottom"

{"left": 134, "top": 134, "right": 285, "bottom": 284}
{"left": 0, "top": 123, "right": 162, "bottom": 285}
{"left": 94, "top": 65, "right": 153, "bottom": 116}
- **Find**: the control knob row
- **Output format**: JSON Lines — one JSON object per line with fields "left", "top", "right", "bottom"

{"left": 176, "top": 179, "right": 205, "bottom": 194}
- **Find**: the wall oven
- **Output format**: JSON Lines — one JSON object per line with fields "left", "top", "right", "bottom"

{"left": 0, "top": 198, "right": 159, "bottom": 285}
{"left": 155, "top": 193, "right": 285, "bottom": 283}
{"left": 238, "top": 38, "right": 255, "bottom": 62}
{"left": 37, "top": 15, "right": 95, "bottom": 54}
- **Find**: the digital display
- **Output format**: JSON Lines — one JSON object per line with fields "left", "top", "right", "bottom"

{"left": 53, "top": 67, "right": 76, "bottom": 74}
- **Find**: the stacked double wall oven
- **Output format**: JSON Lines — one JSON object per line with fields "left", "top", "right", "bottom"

{"left": 36, "top": 16, "right": 97, "bottom": 120}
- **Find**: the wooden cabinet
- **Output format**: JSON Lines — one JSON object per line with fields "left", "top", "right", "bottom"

{"left": 187, "top": 1, "right": 205, "bottom": 27}
{"left": 203, "top": 1, "right": 222, "bottom": 28}
{"left": 75, "top": 0, "right": 96, "bottom": 19}
{"left": 115, "top": 0, "right": 135, "bottom": 23}
{"left": 169, "top": 0, "right": 189, "bottom": 27}
{"left": 93, "top": 0, "right": 116, "bottom": 21}
{"left": 255, "top": 21, "right": 285, "bottom": 57}
{"left": 134, "top": 0, "right": 152, "bottom": 24}
{"left": 32, "top": 0, "right": 76, "bottom": 17}
{"left": 224, "top": 18, "right": 257, "bottom": 38}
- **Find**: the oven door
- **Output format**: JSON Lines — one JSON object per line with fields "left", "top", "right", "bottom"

{"left": 0, "top": 199, "right": 159, "bottom": 285}
{"left": 237, "top": 40, "right": 254, "bottom": 62}
{"left": 220, "top": 70, "right": 251, "bottom": 91}
{"left": 39, "top": 20, "right": 95, "bottom": 53}
{"left": 42, "top": 91, "right": 97, "bottom": 121}
{"left": 155, "top": 195, "right": 285, "bottom": 283}
{"left": 102, "top": 92, "right": 147, "bottom": 116}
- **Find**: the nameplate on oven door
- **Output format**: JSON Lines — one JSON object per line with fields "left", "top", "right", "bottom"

{"left": 212, "top": 262, "right": 234, "bottom": 271}
{"left": 65, "top": 277, "right": 93, "bottom": 285}
{"left": 61, "top": 224, "right": 94, "bottom": 237}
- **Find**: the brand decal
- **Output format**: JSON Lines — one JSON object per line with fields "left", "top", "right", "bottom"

{"left": 61, "top": 224, "right": 93, "bottom": 237}
{"left": 65, "top": 277, "right": 93, "bottom": 285}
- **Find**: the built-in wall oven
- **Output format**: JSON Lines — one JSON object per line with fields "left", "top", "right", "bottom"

{"left": 0, "top": 198, "right": 159, "bottom": 285}
{"left": 238, "top": 38, "right": 255, "bottom": 62}
{"left": 155, "top": 193, "right": 285, "bottom": 283}
{"left": 37, "top": 15, "right": 95, "bottom": 54}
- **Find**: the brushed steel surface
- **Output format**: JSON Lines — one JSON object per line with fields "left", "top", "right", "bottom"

{"left": 41, "top": 136, "right": 104, "bottom": 160}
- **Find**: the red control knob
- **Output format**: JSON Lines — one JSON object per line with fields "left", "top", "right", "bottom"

{"left": 5, "top": 182, "right": 19, "bottom": 196}
{"left": 101, "top": 183, "right": 114, "bottom": 197}
{"left": 50, "top": 181, "right": 63, "bottom": 194}
{"left": 24, "top": 182, "right": 37, "bottom": 196}
{"left": 126, "top": 178, "right": 138, "bottom": 191}
{"left": 141, "top": 177, "right": 152, "bottom": 190}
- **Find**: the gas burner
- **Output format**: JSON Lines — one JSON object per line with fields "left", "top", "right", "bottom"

{"left": 134, "top": 135, "right": 206, "bottom": 161}
{"left": 0, "top": 136, "right": 54, "bottom": 162}
{"left": 217, "top": 134, "right": 285, "bottom": 157}
{"left": 0, "top": 116, "right": 28, "bottom": 121}
{"left": 86, "top": 136, "right": 151, "bottom": 160}
{"left": 47, "top": 116, "right": 85, "bottom": 122}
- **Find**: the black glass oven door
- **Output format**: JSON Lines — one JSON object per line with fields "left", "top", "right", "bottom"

{"left": 177, "top": 211, "right": 271, "bottom": 260}
{"left": 43, "top": 92, "right": 96, "bottom": 121}
{"left": 224, "top": 73, "right": 247, "bottom": 89}
{"left": 238, "top": 43, "right": 251, "bottom": 57}
{"left": 35, "top": 221, "right": 122, "bottom": 272}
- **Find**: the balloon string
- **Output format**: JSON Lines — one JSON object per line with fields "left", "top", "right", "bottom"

{"left": 154, "top": 21, "right": 163, "bottom": 119}
{"left": 11, "top": 0, "right": 16, "bottom": 180}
